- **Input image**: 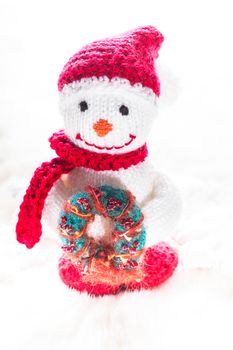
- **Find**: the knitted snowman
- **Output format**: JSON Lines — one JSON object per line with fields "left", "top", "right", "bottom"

{"left": 16, "top": 26, "right": 181, "bottom": 296}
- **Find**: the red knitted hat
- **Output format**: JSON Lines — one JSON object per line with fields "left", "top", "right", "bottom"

{"left": 58, "top": 26, "right": 164, "bottom": 96}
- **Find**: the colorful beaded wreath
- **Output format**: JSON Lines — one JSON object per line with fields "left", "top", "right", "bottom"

{"left": 58, "top": 185, "right": 147, "bottom": 284}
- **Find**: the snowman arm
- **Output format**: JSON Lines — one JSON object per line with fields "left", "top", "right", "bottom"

{"left": 43, "top": 174, "right": 75, "bottom": 230}
{"left": 141, "top": 171, "right": 182, "bottom": 242}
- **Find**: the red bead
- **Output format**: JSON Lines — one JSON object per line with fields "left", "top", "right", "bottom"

{"left": 120, "top": 217, "right": 134, "bottom": 229}
{"left": 62, "top": 241, "right": 76, "bottom": 252}
{"left": 77, "top": 197, "right": 91, "bottom": 211}
{"left": 107, "top": 197, "right": 122, "bottom": 212}
{"left": 122, "top": 244, "right": 129, "bottom": 252}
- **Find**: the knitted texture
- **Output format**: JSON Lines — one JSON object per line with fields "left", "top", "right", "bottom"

{"left": 56, "top": 185, "right": 178, "bottom": 296}
{"left": 58, "top": 185, "right": 146, "bottom": 270}
{"left": 59, "top": 77, "right": 158, "bottom": 155}
{"left": 16, "top": 158, "right": 74, "bottom": 248}
{"left": 16, "top": 25, "right": 181, "bottom": 296}
{"left": 16, "top": 131, "right": 148, "bottom": 248}
{"left": 58, "top": 26, "right": 163, "bottom": 96}
{"left": 58, "top": 242, "right": 178, "bottom": 296}
{"left": 50, "top": 130, "right": 148, "bottom": 170}
{"left": 43, "top": 161, "right": 182, "bottom": 245}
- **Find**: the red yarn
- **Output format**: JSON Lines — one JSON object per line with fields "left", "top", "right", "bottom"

{"left": 58, "top": 26, "right": 164, "bottom": 96}
{"left": 16, "top": 131, "right": 148, "bottom": 249}
{"left": 16, "top": 158, "right": 74, "bottom": 248}
{"left": 59, "top": 242, "right": 178, "bottom": 296}
{"left": 50, "top": 130, "right": 148, "bottom": 171}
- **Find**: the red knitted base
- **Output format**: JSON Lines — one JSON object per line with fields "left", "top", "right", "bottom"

{"left": 58, "top": 242, "right": 178, "bottom": 296}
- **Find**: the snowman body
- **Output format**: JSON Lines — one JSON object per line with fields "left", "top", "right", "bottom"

{"left": 16, "top": 26, "right": 181, "bottom": 295}
{"left": 44, "top": 78, "right": 181, "bottom": 246}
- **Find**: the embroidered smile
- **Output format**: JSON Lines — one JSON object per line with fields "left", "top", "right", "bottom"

{"left": 75, "top": 133, "right": 136, "bottom": 150}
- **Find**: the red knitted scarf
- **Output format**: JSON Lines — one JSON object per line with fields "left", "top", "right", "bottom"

{"left": 16, "top": 130, "right": 148, "bottom": 248}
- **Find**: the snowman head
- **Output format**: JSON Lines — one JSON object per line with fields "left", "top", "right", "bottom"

{"left": 58, "top": 26, "right": 163, "bottom": 154}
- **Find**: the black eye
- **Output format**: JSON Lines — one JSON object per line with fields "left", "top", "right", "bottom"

{"left": 79, "top": 100, "right": 88, "bottom": 112}
{"left": 119, "top": 105, "right": 129, "bottom": 116}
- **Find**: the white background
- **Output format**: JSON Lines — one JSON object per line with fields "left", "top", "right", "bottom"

{"left": 0, "top": 1, "right": 233, "bottom": 349}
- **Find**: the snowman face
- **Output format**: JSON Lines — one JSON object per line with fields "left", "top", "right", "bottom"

{"left": 59, "top": 78, "right": 158, "bottom": 154}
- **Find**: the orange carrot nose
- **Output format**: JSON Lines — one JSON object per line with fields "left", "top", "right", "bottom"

{"left": 93, "top": 119, "right": 113, "bottom": 137}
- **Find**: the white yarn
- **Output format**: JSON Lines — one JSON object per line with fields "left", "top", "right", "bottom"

{"left": 43, "top": 76, "right": 181, "bottom": 244}
{"left": 142, "top": 172, "right": 182, "bottom": 245}
{"left": 43, "top": 161, "right": 181, "bottom": 246}
{"left": 59, "top": 77, "right": 158, "bottom": 154}
{"left": 60, "top": 76, "right": 158, "bottom": 104}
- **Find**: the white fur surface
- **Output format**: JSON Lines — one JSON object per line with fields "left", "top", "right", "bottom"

{"left": 1, "top": 1, "right": 233, "bottom": 349}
